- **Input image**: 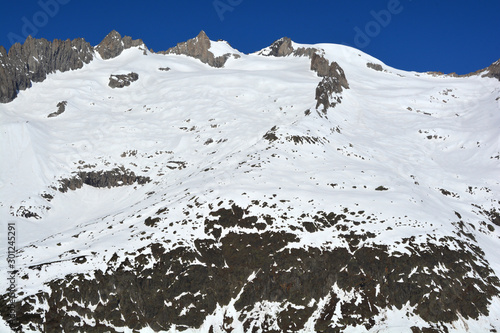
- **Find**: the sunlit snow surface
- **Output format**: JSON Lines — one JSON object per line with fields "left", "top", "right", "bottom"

{"left": 1, "top": 41, "right": 500, "bottom": 332}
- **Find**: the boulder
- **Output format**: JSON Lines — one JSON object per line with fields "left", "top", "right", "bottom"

{"left": 108, "top": 72, "right": 139, "bottom": 88}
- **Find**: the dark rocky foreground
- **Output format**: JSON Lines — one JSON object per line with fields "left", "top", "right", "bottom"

{"left": 2, "top": 204, "right": 499, "bottom": 332}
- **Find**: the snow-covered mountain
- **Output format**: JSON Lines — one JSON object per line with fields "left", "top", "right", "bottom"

{"left": 1, "top": 30, "right": 500, "bottom": 332}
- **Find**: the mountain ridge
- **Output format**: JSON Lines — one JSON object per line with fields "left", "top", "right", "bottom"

{"left": 1, "top": 30, "right": 499, "bottom": 104}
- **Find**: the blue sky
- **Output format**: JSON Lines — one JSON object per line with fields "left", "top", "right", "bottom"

{"left": 0, "top": 0, "right": 499, "bottom": 74}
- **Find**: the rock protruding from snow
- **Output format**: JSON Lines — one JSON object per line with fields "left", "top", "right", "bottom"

{"left": 0, "top": 36, "right": 94, "bottom": 103}
{"left": 48, "top": 101, "right": 67, "bottom": 118}
{"left": 263, "top": 37, "right": 294, "bottom": 57}
{"left": 0, "top": 46, "right": 16, "bottom": 104}
{"left": 58, "top": 167, "right": 151, "bottom": 192}
{"left": 258, "top": 37, "right": 349, "bottom": 112}
{"left": 310, "top": 53, "right": 349, "bottom": 111}
{"left": 258, "top": 37, "right": 317, "bottom": 58}
{"left": 0, "top": 31, "right": 148, "bottom": 103}
{"left": 108, "top": 72, "right": 139, "bottom": 88}
{"left": 95, "top": 30, "right": 145, "bottom": 60}
{"left": 160, "top": 31, "right": 231, "bottom": 68}
{"left": 484, "top": 59, "right": 500, "bottom": 81}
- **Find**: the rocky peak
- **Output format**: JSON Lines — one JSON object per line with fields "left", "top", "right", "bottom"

{"left": 196, "top": 30, "right": 210, "bottom": 42}
{"left": 484, "top": 59, "right": 500, "bottom": 81}
{"left": 259, "top": 37, "right": 317, "bottom": 58}
{"left": 264, "top": 37, "right": 294, "bottom": 57}
{"left": 95, "top": 30, "right": 145, "bottom": 60}
{"left": 161, "top": 30, "right": 230, "bottom": 68}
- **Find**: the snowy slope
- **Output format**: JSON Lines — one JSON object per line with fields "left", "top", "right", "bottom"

{"left": 0, "top": 36, "right": 499, "bottom": 332}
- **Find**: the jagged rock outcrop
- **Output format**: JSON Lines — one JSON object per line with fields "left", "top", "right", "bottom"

{"left": 259, "top": 37, "right": 317, "bottom": 58}
{"left": 367, "top": 62, "right": 384, "bottom": 71}
{"left": 264, "top": 37, "right": 294, "bottom": 57}
{"left": 483, "top": 59, "right": 500, "bottom": 81}
{"left": 261, "top": 37, "right": 349, "bottom": 112}
{"left": 48, "top": 101, "right": 67, "bottom": 118}
{"left": 0, "top": 31, "right": 146, "bottom": 103}
{"left": 0, "top": 36, "right": 94, "bottom": 103}
{"left": 3, "top": 204, "right": 498, "bottom": 332}
{"left": 311, "top": 53, "right": 349, "bottom": 111}
{"left": 108, "top": 72, "right": 139, "bottom": 88}
{"left": 0, "top": 46, "right": 16, "bottom": 103}
{"left": 58, "top": 167, "right": 151, "bottom": 192}
{"left": 95, "top": 30, "right": 145, "bottom": 60}
{"left": 160, "top": 31, "right": 231, "bottom": 68}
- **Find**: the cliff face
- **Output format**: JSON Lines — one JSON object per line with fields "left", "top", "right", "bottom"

{"left": 0, "top": 31, "right": 145, "bottom": 103}
{"left": 0, "top": 36, "right": 93, "bottom": 103}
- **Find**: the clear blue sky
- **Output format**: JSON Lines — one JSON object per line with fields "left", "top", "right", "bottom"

{"left": 0, "top": 0, "right": 499, "bottom": 74}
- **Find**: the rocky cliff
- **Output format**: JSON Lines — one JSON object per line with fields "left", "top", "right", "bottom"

{"left": 0, "top": 36, "right": 93, "bottom": 103}
{"left": 484, "top": 59, "right": 500, "bottom": 81}
{"left": 0, "top": 31, "right": 144, "bottom": 103}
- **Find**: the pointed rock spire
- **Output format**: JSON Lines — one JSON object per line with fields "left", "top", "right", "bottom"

{"left": 95, "top": 30, "right": 145, "bottom": 60}
{"left": 161, "top": 30, "right": 230, "bottom": 68}
{"left": 266, "top": 37, "right": 294, "bottom": 57}
{"left": 196, "top": 30, "right": 209, "bottom": 41}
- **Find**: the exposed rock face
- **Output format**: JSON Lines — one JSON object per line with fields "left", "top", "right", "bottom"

{"left": 48, "top": 101, "right": 67, "bottom": 118}
{"left": 58, "top": 167, "right": 151, "bottom": 192}
{"left": 0, "top": 46, "right": 16, "bottom": 103}
{"left": 160, "top": 31, "right": 230, "bottom": 68}
{"left": 484, "top": 59, "right": 500, "bottom": 81}
{"left": 0, "top": 31, "right": 146, "bottom": 103}
{"left": 310, "top": 53, "right": 349, "bottom": 111}
{"left": 3, "top": 204, "right": 498, "bottom": 332}
{"left": 108, "top": 72, "right": 139, "bottom": 88}
{"left": 264, "top": 37, "right": 294, "bottom": 57}
{"left": 259, "top": 37, "right": 317, "bottom": 58}
{"left": 95, "top": 30, "right": 144, "bottom": 60}
{"left": 0, "top": 36, "right": 94, "bottom": 103}
{"left": 261, "top": 37, "right": 349, "bottom": 112}
{"left": 367, "top": 62, "right": 384, "bottom": 71}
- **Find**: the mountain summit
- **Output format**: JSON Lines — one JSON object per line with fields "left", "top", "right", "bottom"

{"left": 0, "top": 31, "right": 500, "bottom": 332}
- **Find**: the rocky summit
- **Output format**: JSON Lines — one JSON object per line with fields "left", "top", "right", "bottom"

{"left": 0, "top": 31, "right": 500, "bottom": 333}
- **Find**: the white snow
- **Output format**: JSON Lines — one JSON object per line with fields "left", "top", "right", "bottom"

{"left": 208, "top": 40, "right": 243, "bottom": 58}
